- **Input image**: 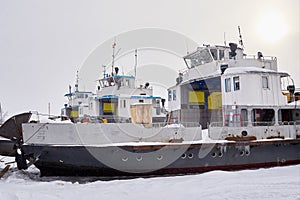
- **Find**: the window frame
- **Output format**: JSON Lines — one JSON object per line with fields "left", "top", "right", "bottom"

{"left": 225, "top": 78, "right": 231, "bottom": 92}
{"left": 262, "top": 76, "right": 269, "bottom": 89}
{"left": 233, "top": 76, "right": 240, "bottom": 91}
{"left": 173, "top": 90, "right": 176, "bottom": 101}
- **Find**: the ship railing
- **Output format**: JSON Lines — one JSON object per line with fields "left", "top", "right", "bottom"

{"left": 209, "top": 121, "right": 249, "bottom": 127}
{"left": 278, "top": 121, "right": 300, "bottom": 125}
{"left": 209, "top": 122, "right": 223, "bottom": 127}
{"left": 252, "top": 121, "right": 275, "bottom": 126}
{"left": 152, "top": 122, "right": 200, "bottom": 128}
{"left": 211, "top": 121, "right": 300, "bottom": 127}
{"left": 243, "top": 55, "right": 276, "bottom": 61}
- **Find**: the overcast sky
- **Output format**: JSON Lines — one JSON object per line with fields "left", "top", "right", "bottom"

{"left": 0, "top": 0, "right": 299, "bottom": 117}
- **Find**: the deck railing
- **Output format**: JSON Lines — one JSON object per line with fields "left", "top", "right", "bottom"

{"left": 210, "top": 120, "right": 300, "bottom": 128}
{"left": 152, "top": 122, "right": 200, "bottom": 128}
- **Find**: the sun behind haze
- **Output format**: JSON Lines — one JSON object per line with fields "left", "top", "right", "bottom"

{"left": 256, "top": 12, "right": 288, "bottom": 43}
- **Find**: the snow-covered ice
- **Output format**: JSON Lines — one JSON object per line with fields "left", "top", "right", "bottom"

{"left": 0, "top": 156, "right": 299, "bottom": 200}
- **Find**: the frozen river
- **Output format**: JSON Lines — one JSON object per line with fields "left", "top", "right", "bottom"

{"left": 1, "top": 156, "right": 299, "bottom": 200}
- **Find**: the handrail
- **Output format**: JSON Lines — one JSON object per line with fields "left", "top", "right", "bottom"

{"left": 243, "top": 55, "right": 276, "bottom": 61}
{"left": 278, "top": 121, "right": 300, "bottom": 125}
{"left": 152, "top": 122, "right": 200, "bottom": 128}
{"left": 210, "top": 120, "right": 300, "bottom": 128}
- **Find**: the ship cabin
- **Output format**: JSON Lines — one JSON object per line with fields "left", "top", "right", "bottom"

{"left": 61, "top": 84, "right": 93, "bottom": 122}
{"left": 62, "top": 70, "right": 166, "bottom": 124}
{"left": 222, "top": 67, "right": 290, "bottom": 126}
{"left": 95, "top": 73, "right": 165, "bottom": 123}
{"left": 167, "top": 43, "right": 300, "bottom": 137}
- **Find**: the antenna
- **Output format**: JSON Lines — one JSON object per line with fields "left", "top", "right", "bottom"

{"left": 224, "top": 32, "right": 227, "bottom": 46}
{"left": 75, "top": 70, "right": 79, "bottom": 92}
{"left": 111, "top": 38, "right": 121, "bottom": 76}
{"left": 238, "top": 26, "right": 244, "bottom": 49}
{"left": 185, "top": 39, "right": 189, "bottom": 54}
{"left": 102, "top": 65, "right": 107, "bottom": 78}
{"left": 134, "top": 49, "right": 137, "bottom": 78}
{"left": 111, "top": 38, "right": 116, "bottom": 75}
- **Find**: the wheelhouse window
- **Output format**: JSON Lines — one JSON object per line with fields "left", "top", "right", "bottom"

{"left": 184, "top": 49, "right": 213, "bottom": 68}
{"left": 262, "top": 76, "right": 269, "bottom": 89}
{"left": 233, "top": 76, "right": 240, "bottom": 91}
{"left": 225, "top": 78, "right": 231, "bottom": 92}
{"left": 252, "top": 109, "right": 275, "bottom": 126}
{"left": 168, "top": 90, "right": 172, "bottom": 101}
{"left": 219, "top": 49, "right": 225, "bottom": 60}
{"left": 173, "top": 90, "right": 176, "bottom": 101}
{"left": 210, "top": 49, "right": 218, "bottom": 60}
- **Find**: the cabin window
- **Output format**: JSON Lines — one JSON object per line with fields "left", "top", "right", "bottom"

{"left": 278, "top": 109, "right": 300, "bottom": 125}
{"left": 210, "top": 49, "right": 218, "bottom": 60}
{"left": 123, "top": 100, "right": 126, "bottom": 108}
{"left": 262, "top": 76, "right": 269, "bottom": 89}
{"left": 252, "top": 109, "right": 275, "bottom": 126}
{"left": 241, "top": 109, "right": 248, "bottom": 126}
{"left": 225, "top": 78, "right": 231, "bottom": 92}
{"left": 219, "top": 50, "right": 225, "bottom": 60}
{"left": 168, "top": 90, "right": 172, "bottom": 101}
{"left": 186, "top": 49, "right": 213, "bottom": 68}
{"left": 173, "top": 90, "right": 176, "bottom": 101}
{"left": 233, "top": 76, "right": 240, "bottom": 91}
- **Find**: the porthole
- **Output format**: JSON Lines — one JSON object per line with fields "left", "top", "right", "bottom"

{"left": 188, "top": 153, "right": 194, "bottom": 159}
{"left": 240, "top": 151, "right": 245, "bottom": 156}
{"left": 241, "top": 131, "right": 248, "bottom": 136}
{"left": 157, "top": 155, "right": 163, "bottom": 160}
{"left": 136, "top": 156, "right": 142, "bottom": 161}
{"left": 218, "top": 152, "right": 223, "bottom": 157}
{"left": 211, "top": 152, "right": 217, "bottom": 158}
{"left": 122, "top": 157, "right": 128, "bottom": 162}
{"left": 181, "top": 154, "right": 186, "bottom": 159}
{"left": 245, "top": 151, "right": 250, "bottom": 156}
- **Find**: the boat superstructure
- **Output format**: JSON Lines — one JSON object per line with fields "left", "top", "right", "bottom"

{"left": 168, "top": 43, "right": 300, "bottom": 137}
{"left": 62, "top": 67, "right": 166, "bottom": 124}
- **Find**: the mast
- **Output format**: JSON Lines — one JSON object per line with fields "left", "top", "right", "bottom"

{"left": 102, "top": 65, "right": 107, "bottom": 78}
{"left": 238, "top": 26, "right": 244, "bottom": 49}
{"left": 75, "top": 70, "right": 79, "bottom": 92}
{"left": 111, "top": 38, "right": 116, "bottom": 75}
{"left": 134, "top": 49, "right": 137, "bottom": 78}
{"left": 111, "top": 38, "right": 121, "bottom": 76}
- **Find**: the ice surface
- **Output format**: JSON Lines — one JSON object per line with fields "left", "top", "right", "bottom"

{"left": 0, "top": 156, "right": 299, "bottom": 200}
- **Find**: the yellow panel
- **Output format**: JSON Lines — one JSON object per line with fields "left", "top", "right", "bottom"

{"left": 208, "top": 92, "right": 222, "bottom": 109}
{"left": 189, "top": 91, "right": 204, "bottom": 104}
{"left": 70, "top": 110, "right": 78, "bottom": 117}
{"left": 103, "top": 103, "right": 114, "bottom": 112}
{"left": 282, "top": 92, "right": 290, "bottom": 101}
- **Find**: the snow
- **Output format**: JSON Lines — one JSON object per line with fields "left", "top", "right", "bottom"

{"left": 1, "top": 156, "right": 299, "bottom": 200}
{"left": 223, "top": 66, "right": 280, "bottom": 75}
{"left": 288, "top": 100, "right": 300, "bottom": 106}
{"left": 0, "top": 136, "right": 10, "bottom": 141}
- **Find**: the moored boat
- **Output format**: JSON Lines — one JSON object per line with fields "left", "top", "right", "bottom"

{"left": 0, "top": 37, "right": 299, "bottom": 177}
